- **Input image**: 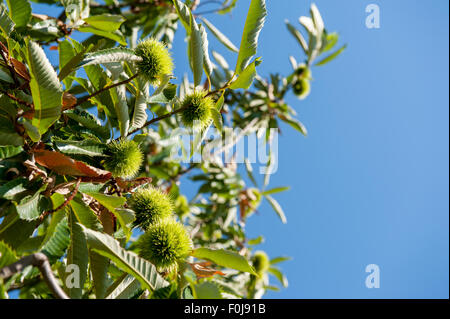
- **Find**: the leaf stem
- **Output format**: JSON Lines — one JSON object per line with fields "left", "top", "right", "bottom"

{"left": 71, "top": 73, "right": 139, "bottom": 109}
{"left": 126, "top": 104, "right": 189, "bottom": 137}
{"left": 39, "top": 178, "right": 81, "bottom": 221}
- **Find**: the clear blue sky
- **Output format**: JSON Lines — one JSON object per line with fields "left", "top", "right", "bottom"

{"left": 31, "top": 0, "right": 449, "bottom": 299}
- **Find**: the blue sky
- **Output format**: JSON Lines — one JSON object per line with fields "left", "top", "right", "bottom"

{"left": 30, "top": 0, "right": 449, "bottom": 299}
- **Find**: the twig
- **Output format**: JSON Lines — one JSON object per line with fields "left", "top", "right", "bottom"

{"left": 173, "top": 163, "right": 198, "bottom": 181}
{"left": 0, "top": 42, "right": 20, "bottom": 88}
{"left": 126, "top": 83, "right": 229, "bottom": 137}
{"left": 196, "top": 0, "right": 223, "bottom": 9}
{"left": 126, "top": 104, "right": 189, "bottom": 137}
{"left": 39, "top": 178, "right": 81, "bottom": 221}
{"left": 71, "top": 73, "right": 139, "bottom": 109}
{"left": 190, "top": 0, "right": 201, "bottom": 11}
{"left": 0, "top": 89, "right": 33, "bottom": 108}
{"left": 0, "top": 253, "right": 69, "bottom": 299}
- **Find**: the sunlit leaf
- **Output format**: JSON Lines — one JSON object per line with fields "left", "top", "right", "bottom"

{"left": 25, "top": 39, "right": 63, "bottom": 141}
{"left": 235, "top": 0, "right": 267, "bottom": 74}
{"left": 201, "top": 18, "right": 238, "bottom": 53}
{"left": 81, "top": 226, "right": 169, "bottom": 291}
{"left": 192, "top": 248, "right": 257, "bottom": 275}
{"left": 84, "top": 14, "right": 125, "bottom": 32}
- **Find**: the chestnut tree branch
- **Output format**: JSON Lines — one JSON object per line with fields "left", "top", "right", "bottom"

{"left": 0, "top": 253, "right": 69, "bottom": 299}
{"left": 126, "top": 104, "right": 189, "bottom": 137}
{"left": 71, "top": 73, "right": 139, "bottom": 109}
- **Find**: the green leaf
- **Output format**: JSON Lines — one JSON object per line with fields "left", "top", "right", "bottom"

{"left": 261, "top": 186, "right": 290, "bottom": 196}
{"left": 41, "top": 217, "right": 71, "bottom": 260}
{"left": 247, "top": 236, "right": 264, "bottom": 246}
{"left": 244, "top": 159, "right": 258, "bottom": 187}
{"left": 172, "top": 0, "right": 191, "bottom": 31}
{"left": 214, "top": 92, "right": 225, "bottom": 111}
{"left": 322, "top": 32, "right": 339, "bottom": 53}
{"left": 6, "top": 0, "right": 31, "bottom": 28}
{"left": 310, "top": 3, "right": 324, "bottom": 39}
{"left": 83, "top": 192, "right": 126, "bottom": 213}
{"left": 79, "top": 26, "right": 127, "bottom": 46}
{"left": 0, "top": 210, "right": 38, "bottom": 250}
{"left": 62, "top": 0, "right": 89, "bottom": 27}
{"left": 89, "top": 250, "right": 109, "bottom": 299}
{"left": 299, "top": 15, "right": 320, "bottom": 62}
{"left": 15, "top": 189, "right": 46, "bottom": 221}
{"left": 192, "top": 248, "right": 257, "bottom": 275}
{"left": 130, "top": 80, "right": 149, "bottom": 132}
{"left": 77, "top": 183, "right": 104, "bottom": 194}
{"left": 81, "top": 226, "right": 169, "bottom": 291}
{"left": 235, "top": 0, "right": 267, "bottom": 74}
{"left": 0, "top": 115, "right": 24, "bottom": 146}
{"left": 147, "top": 82, "right": 177, "bottom": 104}
{"left": 65, "top": 110, "right": 110, "bottom": 140}
{"left": 84, "top": 14, "right": 125, "bottom": 32}
{"left": 218, "top": 0, "right": 238, "bottom": 14}
{"left": 39, "top": 195, "right": 66, "bottom": 248}
{"left": 69, "top": 195, "right": 103, "bottom": 231}
{"left": 105, "top": 274, "right": 141, "bottom": 299}
{"left": 67, "top": 211, "right": 88, "bottom": 299}
{"left": 0, "top": 179, "right": 27, "bottom": 201}
{"left": 151, "top": 283, "right": 178, "bottom": 299}
{"left": 210, "top": 92, "right": 224, "bottom": 131}
{"left": 193, "top": 281, "right": 222, "bottom": 299}
{"left": 58, "top": 40, "right": 76, "bottom": 88}
{"left": 79, "top": 47, "right": 140, "bottom": 67}
{"left": 189, "top": 15, "right": 204, "bottom": 87}
{"left": 21, "top": 119, "right": 40, "bottom": 143}
{"left": 0, "top": 4, "right": 15, "bottom": 34}
{"left": 264, "top": 195, "right": 287, "bottom": 224}
{"left": 200, "top": 18, "right": 238, "bottom": 53}
{"left": 268, "top": 267, "right": 288, "bottom": 288}
{"left": 59, "top": 40, "right": 91, "bottom": 82}
{"left": 285, "top": 20, "right": 308, "bottom": 55}
{"left": 230, "top": 58, "right": 261, "bottom": 90}
{"left": 199, "top": 24, "right": 213, "bottom": 80}
{"left": 54, "top": 138, "right": 107, "bottom": 157}
{"left": 0, "top": 66, "right": 14, "bottom": 83}
{"left": 0, "top": 241, "right": 17, "bottom": 268}
{"left": 112, "top": 208, "right": 135, "bottom": 240}
{"left": 269, "top": 256, "right": 291, "bottom": 265}
{"left": 25, "top": 39, "right": 63, "bottom": 141}
{"left": 282, "top": 116, "right": 307, "bottom": 136}
{"left": 107, "top": 63, "right": 130, "bottom": 137}
{"left": 210, "top": 108, "right": 223, "bottom": 132}
{"left": 0, "top": 146, "right": 22, "bottom": 159}
{"left": 315, "top": 44, "right": 346, "bottom": 66}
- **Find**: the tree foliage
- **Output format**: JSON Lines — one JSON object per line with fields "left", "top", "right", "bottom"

{"left": 0, "top": 0, "right": 344, "bottom": 299}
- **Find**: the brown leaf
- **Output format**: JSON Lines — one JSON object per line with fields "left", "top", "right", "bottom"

{"left": 62, "top": 92, "right": 77, "bottom": 110}
{"left": 98, "top": 206, "right": 115, "bottom": 235}
{"left": 23, "top": 159, "right": 47, "bottom": 181}
{"left": 34, "top": 150, "right": 112, "bottom": 179}
{"left": 51, "top": 181, "right": 76, "bottom": 195}
{"left": 23, "top": 110, "right": 34, "bottom": 120}
{"left": 11, "top": 58, "right": 30, "bottom": 82}
{"left": 116, "top": 177, "right": 152, "bottom": 192}
{"left": 190, "top": 262, "right": 226, "bottom": 279}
